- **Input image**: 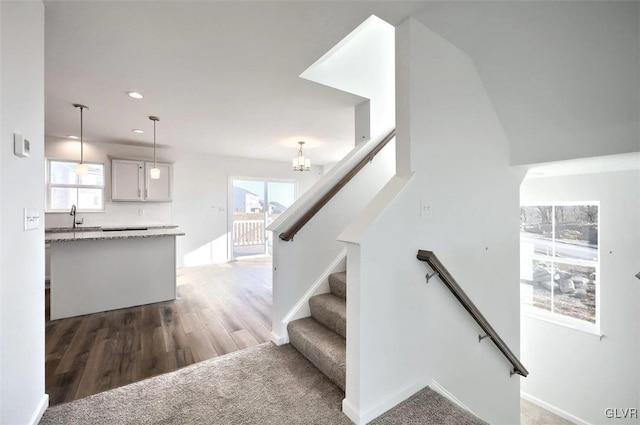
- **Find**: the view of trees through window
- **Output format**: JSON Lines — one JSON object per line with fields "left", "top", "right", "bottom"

{"left": 520, "top": 204, "right": 599, "bottom": 326}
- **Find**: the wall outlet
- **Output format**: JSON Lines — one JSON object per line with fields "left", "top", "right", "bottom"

{"left": 24, "top": 208, "right": 40, "bottom": 231}
{"left": 420, "top": 200, "right": 432, "bottom": 219}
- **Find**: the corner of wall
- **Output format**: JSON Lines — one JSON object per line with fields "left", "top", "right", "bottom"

{"left": 349, "top": 14, "right": 521, "bottom": 425}
{"left": 1, "top": 2, "right": 47, "bottom": 424}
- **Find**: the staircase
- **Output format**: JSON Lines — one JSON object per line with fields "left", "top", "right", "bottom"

{"left": 287, "top": 271, "right": 347, "bottom": 390}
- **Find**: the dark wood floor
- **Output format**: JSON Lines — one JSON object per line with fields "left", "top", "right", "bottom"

{"left": 45, "top": 258, "right": 272, "bottom": 406}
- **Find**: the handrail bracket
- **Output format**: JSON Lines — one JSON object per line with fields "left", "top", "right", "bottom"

{"left": 417, "top": 249, "right": 529, "bottom": 378}
{"left": 510, "top": 368, "right": 525, "bottom": 378}
{"left": 425, "top": 271, "right": 439, "bottom": 284}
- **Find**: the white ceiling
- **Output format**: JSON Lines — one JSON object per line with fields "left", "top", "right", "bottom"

{"left": 46, "top": 1, "right": 638, "bottom": 168}
{"left": 526, "top": 152, "right": 640, "bottom": 178}
{"left": 44, "top": 1, "right": 425, "bottom": 165}
{"left": 413, "top": 1, "right": 640, "bottom": 165}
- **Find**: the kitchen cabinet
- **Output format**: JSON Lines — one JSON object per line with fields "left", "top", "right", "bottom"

{"left": 111, "top": 159, "right": 172, "bottom": 202}
{"left": 145, "top": 162, "right": 172, "bottom": 201}
{"left": 47, "top": 228, "right": 184, "bottom": 320}
{"left": 112, "top": 159, "right": 144, "bottom": 201}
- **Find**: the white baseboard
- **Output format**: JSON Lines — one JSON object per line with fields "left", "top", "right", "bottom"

{"left": 342, "top": 398, "right": 361, "bottom": 424}
{"left": 521, "top": 392, "right": 592, "bottom": 425}
{"left": 28, "top": 394, "right": 49, "bottom": 425}
{"left": 430, "top": 379, "right": 476, "bottom": 416}
{"left": 342, "top": 377, "right": 430, "bottom": 424}
{"left": 270, "top": 331, "right": 289, "bottom": 346}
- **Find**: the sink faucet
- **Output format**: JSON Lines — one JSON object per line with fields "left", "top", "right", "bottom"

{"left": 70, "top": 204, "right": 83, "bottom": 229}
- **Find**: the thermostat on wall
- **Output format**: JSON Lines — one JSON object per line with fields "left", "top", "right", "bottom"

{"left": 14, "top": 133, "right": 30, "bottom": 158}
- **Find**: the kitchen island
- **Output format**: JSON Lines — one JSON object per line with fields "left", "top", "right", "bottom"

{"left": 46, "top": 227, "right": 185, "bottom": 320}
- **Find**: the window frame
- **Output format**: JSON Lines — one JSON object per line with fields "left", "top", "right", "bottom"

{"left": 520, "top": 201, "right": 601, "bottom": 335}
{"left": 46, "top": 158, "right": 105, "bottom": 213}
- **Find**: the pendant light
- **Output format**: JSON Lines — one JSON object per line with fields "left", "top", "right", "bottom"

{"left": 292, "top": 141, "right": 311, "bottom": 172}
{"left": 149, "top": 116, "right": 160, "bottom": 179}
{"left": 73, "top": 103, "right": 89, "bottom": 176}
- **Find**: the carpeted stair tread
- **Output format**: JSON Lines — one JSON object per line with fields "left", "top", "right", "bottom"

{"left": 309, "top": 293, "right": 346, "bottom": 338}
{"left": 287, "top": 317, "right": 346, "bottom": 391}
{"left": 329, "top": 272, "right": 347, "bottom": 300}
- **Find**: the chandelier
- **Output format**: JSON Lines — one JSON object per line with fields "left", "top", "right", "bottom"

{"left": 292, "top": 141, "right": 310, "bottom": 172}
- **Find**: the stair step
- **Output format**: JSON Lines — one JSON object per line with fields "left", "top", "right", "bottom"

{"left": 329, "top": 272, "right": 347, "bottom": 300}
{"left": 309, "top": 293, "right": 346, "bottom": 338}
{"left": 288, "top": 317, "right": 346, "bottom": 391}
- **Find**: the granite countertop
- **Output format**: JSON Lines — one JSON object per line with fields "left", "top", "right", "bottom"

{"left": 46, "top": 227, "right": 185, "bottom": 243}
{"left": 45, "top": 224, "right": 179, "bottom": 233}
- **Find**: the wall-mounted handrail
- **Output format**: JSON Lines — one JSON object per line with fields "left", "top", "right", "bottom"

{"left": 279, "top": 129, "right": 396, "bottom": 241}
{"left": 416, "top": 249, "right": 529, "bottom": 377}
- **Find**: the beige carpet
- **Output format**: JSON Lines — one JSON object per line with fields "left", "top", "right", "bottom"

{"left": 41, "top": 343, "right": 485, "bottom": 425}
{"left": 521, "top": 398, "right": 575, "bottom": 425}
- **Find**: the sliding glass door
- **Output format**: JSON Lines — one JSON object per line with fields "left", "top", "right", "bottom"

{"left": 231, "top": 178, "right": 296, "bottom": 259}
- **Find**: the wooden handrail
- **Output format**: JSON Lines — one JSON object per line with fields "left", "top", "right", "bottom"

{"left": 417, "top": 250, "right": 529, "bottom": 377}
{"left": 279, "top": 129, "right": 396, "bottom": 241}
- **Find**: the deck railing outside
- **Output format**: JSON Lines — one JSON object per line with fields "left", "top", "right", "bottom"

{"left": 233, "top": 219, "right": 265, "bottom": 247}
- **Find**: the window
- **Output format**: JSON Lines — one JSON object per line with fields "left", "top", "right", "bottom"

{"left": 46, "top": 159, "right": 104, "bottom": 211}
{"left": 520, "top": 203, "right": 599, "bottom": 332}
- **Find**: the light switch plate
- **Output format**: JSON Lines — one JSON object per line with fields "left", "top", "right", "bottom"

{"left": 24, "top": 208, "right": 40, "bottom": 231}
{"left": 14, "top": 133, "right": 30, "bottom": 158}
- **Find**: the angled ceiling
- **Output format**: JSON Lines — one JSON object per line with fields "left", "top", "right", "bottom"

{"left": 44, "top": 1, "right": 425, "bottom": 165}
{"left": 413, "top": 1, "right": 640, "bottom": 165}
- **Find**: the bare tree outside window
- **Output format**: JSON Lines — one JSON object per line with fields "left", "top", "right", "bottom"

{"left": 520, "top": 204, "right": 599, "bottom": 328}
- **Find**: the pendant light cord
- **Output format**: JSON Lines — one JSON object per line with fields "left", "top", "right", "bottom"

{"left": 80, "top": 106, "right": 84, "bottom": 164}
{"left": 149, "top": 116, "right": 160, "bottom": 171}
{"left": 153, "top": 119, "right": 157, "bottom": 167}
{"left": 73, "top": 103, "right": 89, "bottom": 166}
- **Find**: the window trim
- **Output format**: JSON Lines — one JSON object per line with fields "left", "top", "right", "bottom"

{"left": 520, "top": 201, "right": 600, "bottom": 334}
{"left": 46, "top": 158, "right": 105, "bottom": 213}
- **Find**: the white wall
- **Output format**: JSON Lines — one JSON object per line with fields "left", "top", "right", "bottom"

{"left": 339, "top": 18, "right": 524, "bottom": 424}
{"left": 0, "top": 2, "right": 48, "bottom": 424}
{"left": 354, "top": 100, "right": 370, "bottom": 144}
{"left": 270, "top": 138, "right": 395, "bottom": 341}
{"left": 172, "top": 152, "right": 321, "bottom": 266}
{"left": 268, "top": 15, "right": 397, "bottom": 342}
{"left": 44, "top": 137, "right": 322, "bottom": 266}
{"left": 301, "top": 15, "right": 395, "bottom": 143}
{"left": 520, "top": 171, "right": 640, "bottom": 424}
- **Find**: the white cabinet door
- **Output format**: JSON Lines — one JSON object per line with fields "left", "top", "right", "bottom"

{"left": 112, "top": 159, "right": 144, "bottom": 201}
{"left": 145, "top": 162, "right": 172, "bottom": 201}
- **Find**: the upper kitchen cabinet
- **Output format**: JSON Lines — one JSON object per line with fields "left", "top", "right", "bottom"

{"left": 145, "top": 162, "right": 172, "bottom": 202}
{"left": 111, "top": 159, "right": 173, "bottom": 202}
{"left": 112, "top": 159, "right": 144, "bottom": 201}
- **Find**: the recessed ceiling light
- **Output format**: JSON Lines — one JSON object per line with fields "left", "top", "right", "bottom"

{"left": 126, "top": 91, "right": 143, "bottom": 99}
{"left": 132, "top": 129, "right": 144, "bottom": 134}
{"left": 67, "top": 135, "right": 79, "bottom": 140}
